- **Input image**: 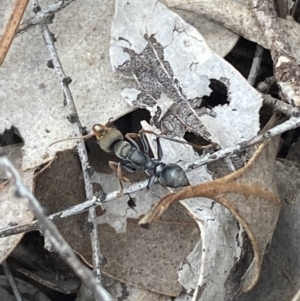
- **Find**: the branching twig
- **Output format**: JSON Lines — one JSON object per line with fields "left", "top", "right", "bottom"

{"left": 253, "top": 0, "right": 300, "bottom": 106}
{"left": 0, "top": 196, "right": 102, "bottom": 237}
{"left": 2, "top": 260, "right": 23, "bottom": 301}
{"left": 0, "top": 154, "right": 114, "bottom": 301}
{"left": 33, "top": 0, "right": 103, "bottom": 287}
{"left": 0, "top": 182, "right": 145, "bottom": 237}
{"left": 16, "top": 0, "right": 75, "bottom": 36}
{"left": 189, "top": 115, "right": 300, "bottom": 170}
{"left": 3, "top": 112, "right": 300, "bottom": 238}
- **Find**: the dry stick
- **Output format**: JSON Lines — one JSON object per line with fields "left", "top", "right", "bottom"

{"left": 2, "top": 260, "right": 23, "bottom": 301}
{"left": 253, "top": 0, "right": 300, "bottom": 106}
{"left": 0, "top": 184, "right": 143, "bottom": 237}
{"left": 247, "top": 45, "right": 264, "bottom": 86}
{"left": 291, "top": 0, "right": 300, "bottom": 17}
{"left": 3, "top": 110, "right": 300, "bottom": 238}
{"left": 33, "top": 0, "right": 103, "bottom": 290}
{"left": 16, "top": 0, "right": 75, "bottom": 36}
{"left": 0, "top": 197, "right": 101, "bottom": 237}
{"left": 0, "top": 0, "right": 29, "bottom": 66}
{"left": 0, "top": 155, "right": 114, "bottom": 301}
{"left": 262, "top": 94, "right": 300, "bottom": 117}
{"left": 292, "top": 288, "right": 300, "bottom": 301}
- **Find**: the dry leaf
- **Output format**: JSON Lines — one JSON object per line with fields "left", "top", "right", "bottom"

{"left": 0, "top": 0, "right": 242, "bottom": 171}
{"left": 110, "top": 0, "right": 262, "bottom": 142}
{"left": 141, "top": 121, "right": 243, "bottom": 299}
{"left": 140, "top": 137, "right": 281, "bottom": 293}
{"left": 240, "top": 160, "right": 300, "bottom": 301}
{"left": 33, "top": 149, "right": 91, "bottom": 259}
{"left": 100, "top": 209, "right": 199, "bottom": 296}
{"left": 0, "top": 0, "right": 132, "bottom": 170}
{"left": 34, "top": 140, "right": 199, "bottom": 296}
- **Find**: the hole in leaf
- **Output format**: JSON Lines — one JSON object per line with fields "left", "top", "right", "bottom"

{"left": 183, "top": 132, "right": 212, "bottom": 155}
{"left": 202, "top": 79, "right": 229, "bottom": 108}
{"left": 0, "top": 126, "right": 24, "bottom": 147}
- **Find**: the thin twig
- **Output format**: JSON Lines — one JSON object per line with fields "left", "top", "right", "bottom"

{"left": 16, "top": 0, "right": 75, "bottom": 36}
{"left": 34, "top": 0, "right": 103, "bottom": 285}
{"left": 2, "top": 260, "right": 23, "bottom": 301}
{"left": 189, "top": 115, "right": 300, "bottom": 170}
{"left": 3, "top": 112, "right": 300, "bottom": 237}
{"left": 0, "top": 196, "right": 102, "bottom": 237}
{"left": 262, "top": 94, "right": 300, "bottom": 117}
{"left": 0, "top": 184, "right": 144, "bottom": 237}
{"left": 247, "top": 45, "right": 264, "bottom": 86}
{"left": 291, "top": 0, "right": 300, "bottom": 17}
{"left": 0, "top": 155, "right": 114, "bottom": 301}
{"left": 0, "top": 0, "right": 29, "bottom": 66}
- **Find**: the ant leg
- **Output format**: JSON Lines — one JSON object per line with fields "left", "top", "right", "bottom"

{"left": 156, "top": 136, "right": 163, "bottom": 161}
{"left": 137, "top": 129, "right": 163, "bottom": 160}
{"left": 109, "top": 161, "right": 130, "bottom": 197}
{"left": 127, "top": 130, "right": 152, "bottom": 154}
{"left": 139, "top": 131, "right": 150, "bottom": 154}
{"left": 145, "top": 169, "right": 157, "bottom": 190}
{"left": 146, "top": 175, "right": 157, "bottom": 191}
{"left": 140, "top": 129, "right": 217, "bottom": 151}
{"left": 125, "top": 133, "right": 141, "bottom": 151}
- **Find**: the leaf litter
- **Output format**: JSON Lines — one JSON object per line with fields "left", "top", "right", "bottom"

{"left": 0, "top": 0, "right": 285, "bottom": 300}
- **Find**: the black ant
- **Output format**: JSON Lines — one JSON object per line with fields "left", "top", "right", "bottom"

{"left": 50, "top": 120, "right": 212, "bottom": 194}
{"left": 92, "top": 123, "right": 190, "bottom": 194}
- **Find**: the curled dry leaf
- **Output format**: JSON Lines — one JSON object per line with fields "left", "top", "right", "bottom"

{"left": 140, "top": 137, "right": 281, "bottom": 292}
{"left": 240, "top": 160, "right": 300, "bottom": 300}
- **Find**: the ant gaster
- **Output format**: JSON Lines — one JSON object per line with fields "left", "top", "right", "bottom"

{"left": 92, "top": 123, "right": 190, "bottom": 192}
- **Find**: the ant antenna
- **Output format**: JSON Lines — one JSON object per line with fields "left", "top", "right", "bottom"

{"left": 49, "top": 118, "right": 115, "bottom": 147}
{"left": 49, "top": 132, "right": 95, "bottom": 147}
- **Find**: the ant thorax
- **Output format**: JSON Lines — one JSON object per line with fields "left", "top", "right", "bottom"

{"left": 113, "top": 141, "right": 132, "bottom": 159}
{"left": 153, "top": 162, "right": 166, "bottom": 177}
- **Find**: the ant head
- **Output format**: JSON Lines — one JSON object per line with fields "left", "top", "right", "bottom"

{"left": 92, "top": 118, "right": 116, "bottom": 139}
{"left": 92, "top": 124, "right": 109, "bottom": 139}
{"left": 92, "top": 124, "right": 123, "bottom": 153}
